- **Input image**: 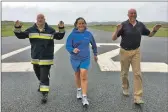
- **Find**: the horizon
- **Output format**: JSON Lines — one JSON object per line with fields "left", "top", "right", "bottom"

{"left": 2, "top": 20, "right": 168, "bottom": 26}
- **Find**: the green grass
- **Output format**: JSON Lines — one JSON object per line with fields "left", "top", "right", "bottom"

{"left": 1, "top": 21, "right": 73, "bottom": 37}
{"left": 89, "top": 24, "right": 168, "bottom": 37}
{"left": 2, "top": 21, "right": 168, "bottom": 37}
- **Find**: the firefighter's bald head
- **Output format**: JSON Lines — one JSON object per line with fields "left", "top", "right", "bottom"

{"left": 127, "top": 8, "right": 137, "bottom": 22}
{"left": 36, "top": 14, "right": 45, "bottom": 26}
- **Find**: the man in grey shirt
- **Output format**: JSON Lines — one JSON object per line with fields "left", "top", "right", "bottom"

{"left": 112, "top": 8, "right": 161, "bottom": 104}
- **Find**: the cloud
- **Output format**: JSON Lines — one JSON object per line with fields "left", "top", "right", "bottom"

{"left": 2, "top": 2, "right": 168, "bottom": 24}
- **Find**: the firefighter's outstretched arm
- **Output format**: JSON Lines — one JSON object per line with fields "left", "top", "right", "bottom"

{"left": 53, "top": 21, "right": 65, "bottom": 40}
{"left": 13, "top": 20, "right": 29, "bottom": 39}
{"left": 53, "top": 27, "right": 65, "bottom": 40}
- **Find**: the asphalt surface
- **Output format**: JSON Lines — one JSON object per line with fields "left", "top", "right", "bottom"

{"left": 1, "top": 29, "right": 168, "bottom": 112}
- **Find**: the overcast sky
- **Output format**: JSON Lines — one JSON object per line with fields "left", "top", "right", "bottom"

{"left": 2, "top": 2, "right": 168, "bottom": 25}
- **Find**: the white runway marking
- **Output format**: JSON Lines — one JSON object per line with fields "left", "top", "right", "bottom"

{"left": 98, "top": 61, "right": 168, "bottom": 73}
{"left": 2, "top": 44, "right": 64, "bottom": 72}
{"left": 96, "top": 43, "right": 120, "bottom": 47}
{"left": 1, "top": 46, "right": 31, "bottom": 60}
{"left": 54, "top": 44, "right": 64, "bottom": 53}
{"left": 2, "top": 43, "right": 168, "bottom": 73}
{"left": 2, "top": 62, "right": 33, "bottom": 72}
{"left": 97, "top": 43, "right": 168, "bottom": 73}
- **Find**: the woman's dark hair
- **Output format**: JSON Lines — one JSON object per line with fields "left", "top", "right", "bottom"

{"left": 74, "top": 17, "right": 87, "bottom": 28}
{"left": 59, "top": 21, "right": 64, "bottom": 24}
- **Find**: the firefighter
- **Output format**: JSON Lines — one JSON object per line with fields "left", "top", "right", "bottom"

{"left": 13, "top": 14, "right": 65, "bottom": 103}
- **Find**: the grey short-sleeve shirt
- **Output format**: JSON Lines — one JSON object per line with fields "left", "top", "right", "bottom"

{"left": 117, "top": 19, "right": 150, "bottom": 50}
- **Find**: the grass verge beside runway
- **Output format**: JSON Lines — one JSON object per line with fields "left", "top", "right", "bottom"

{"left": 89, "top": 24, "right": 168, "bottom": 37}
{"left": 2, "top": 21, "right": 168, "bottom": 37}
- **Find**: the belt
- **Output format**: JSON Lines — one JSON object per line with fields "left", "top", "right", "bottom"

{"left": 121, "top": 47, "right": 138, "bottom": 50}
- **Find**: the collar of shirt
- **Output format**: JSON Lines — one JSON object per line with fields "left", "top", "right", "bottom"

{"left": 127, "top": 19, "right": 138, "bottom": 27}
{"left": 36, "top": 23, "right": 45, "bottom": 32}
{"left": 133, "top": 21, "right": 137, "bottom": 26}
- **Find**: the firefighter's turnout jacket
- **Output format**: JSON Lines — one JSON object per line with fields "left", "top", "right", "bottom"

{"left": 14, "top": 23, "right": 65, "bottom": 65}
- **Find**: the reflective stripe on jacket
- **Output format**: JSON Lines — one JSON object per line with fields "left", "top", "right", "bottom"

{"left": 14, "top": 23, "right": 65, "bottom": 65}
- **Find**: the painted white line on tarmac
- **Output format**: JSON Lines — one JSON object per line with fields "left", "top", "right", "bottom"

{"left": 54, "top": 44, "right": 64, "bottom": 53}
{"left": 98, "top": 61, "right": 168, "bottom": 73}
{"left": 96, "top": 43, "right": 120, "bottom": 47}
{"left": 2, "top": 62, "right": 33, "bottom": 72}
{"left": 97, "top": 46, "right": 168, "bottom": 73}
{"left": 1, "top": 46, "right": 31, "bottom": 60}
{"left": 2, "top": 44, "right": 64, "bottom": 72}
{"left": 2, "top": 43, "right": 168, "bottom": 73}
{"left": 1, "top": 44, "right": 64, "bottom": 60}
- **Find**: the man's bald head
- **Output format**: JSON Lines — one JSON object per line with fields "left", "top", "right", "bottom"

{"left": 127, "top": 8, "right": 137, "bottom": 22}
{"left": 128, "top": 8, "right": 137, "bottom": 14}
{"left": 37, "top": 14, "right": 45, "bottom": 18}
{"left": 36, "top": 13, "right": 45, "bottom": 26}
